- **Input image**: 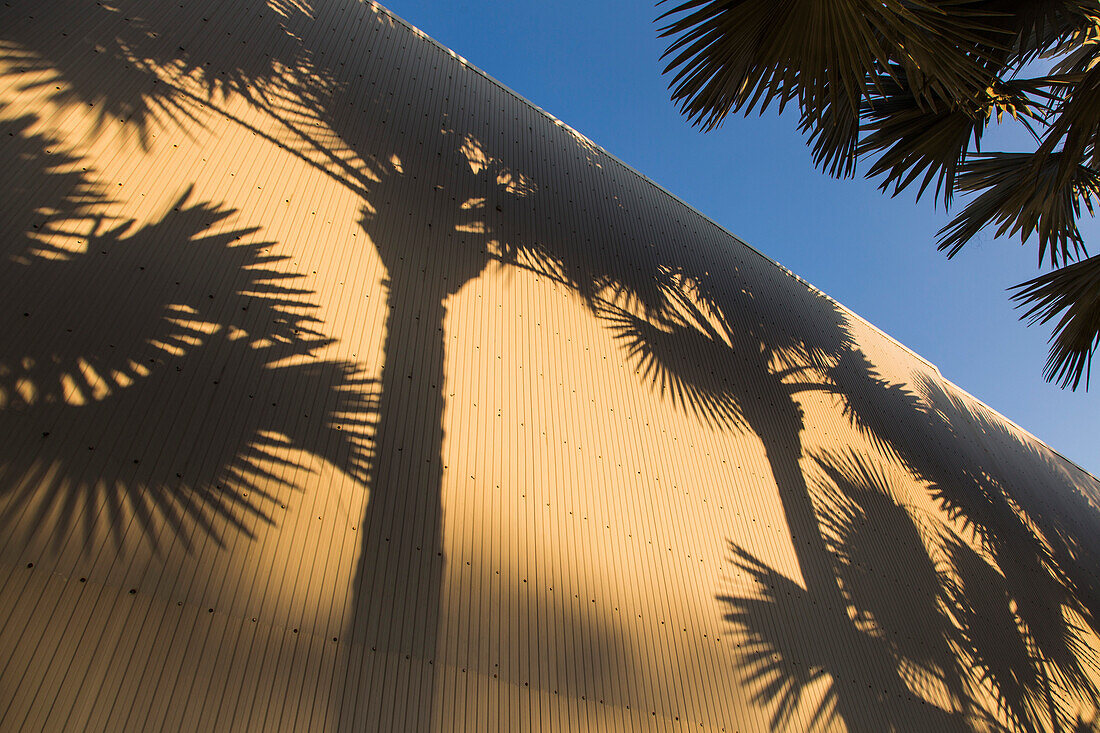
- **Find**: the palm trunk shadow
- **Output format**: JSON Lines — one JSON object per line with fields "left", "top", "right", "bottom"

{"left": 599, "top": 283, "right": 939, "bottom": 729}
{"left": 748, "top": 383, "right": 880, "bottom": 729}
{"left": 343, "top": 281, "right": 447, "bottom": 730}
{"left": 341, "top": 163, "right": 496, "bottom": 727}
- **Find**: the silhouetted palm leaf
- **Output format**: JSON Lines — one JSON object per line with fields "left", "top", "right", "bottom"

{"left": 936, "top": 151, "right": 1100, "bottom": 265}
{"left": 861, "top": 73, "right": 1050, "bottom": 203}
{"left": 1044, "top": 32, "right": 1100, "bottom": 180}
{"left": 657, "top": 0, "right": 1004, "bottom": 162}
{"left": 1012, "top": 253, "right": 1100, "bottom": 389}
{"left": 990, "top": 0, "right": 1098, "bottom": 65}
{"left": 658, "top": 0, "right": 1100, "bottom": 387}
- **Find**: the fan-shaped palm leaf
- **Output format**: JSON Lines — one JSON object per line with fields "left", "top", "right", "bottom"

{"left": 1044, "top": 34, "right": 1100, "bottom": 177}
{"left": 936, "top": 151, "right": 1100, "bottom": 265}
{"left": 986, "top": 0, "right": 1099, "bottom": 64}
{"left": 1012, "top": 253, "right": 1100, "bottom": 388}
{"left": 657, "top": 0, "right": 1005, "bottom": 166}
{"left": 861, "top": 74, "right": 1050, "bottom": 203}
{"left": 657, "top": 0, "right": 1100, "bottom": 387}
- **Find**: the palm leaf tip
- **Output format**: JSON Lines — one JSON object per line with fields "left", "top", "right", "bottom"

{"left": 935, "top": 152, "right": 1099, "bottom": 264}
{"left": 1011, "top": 254, "right": 1100, "bottom": 389}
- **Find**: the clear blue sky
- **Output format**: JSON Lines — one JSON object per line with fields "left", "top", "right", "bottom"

{"left": 382, "top": 0, "right": 1098, "bottom": 477}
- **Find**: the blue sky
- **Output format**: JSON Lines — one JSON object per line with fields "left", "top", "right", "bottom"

{"left": 381, "top": 0, "right": 1098, "bottom": 476}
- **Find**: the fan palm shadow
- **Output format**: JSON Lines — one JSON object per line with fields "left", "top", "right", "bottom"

{"left": 0, "top": 0, "right": 326, "bottom": 148}
{"left": 596, "top": 251, "right": 1100, "bottom": 729}
{"left": 831, "top": 351, "right": 1100, "bottom": 721}
{"left": 704, "top": 354, "right": 1100, "bottom": 732}
{"left": 720, "top": 536, "right": 968, "bottom": 733}
{"left": 0, "top": 111, "right": 104, "bottom": 264}
{"left": 0, "top": 119, "right": 375, "bottom": 553}
{"left": 8, "top": 3, "right": 1096, "bottom": 728}
{"left": 590, "top": 252, "right": 921, "bottom": 727}
{"left": 333, "top": 108, "right": 549, "bottom": 726}
{"left": 296, "top": 26, "right": 899, "bottom": 722}
{"left": 718, "top": 445, "right": 1100, "bottom": 732}
{"left": 915, "top": 374, "right": 1100, "bottom": 638}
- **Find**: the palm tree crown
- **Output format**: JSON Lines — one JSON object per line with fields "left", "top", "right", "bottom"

{"left": 658, "top": 0, "right": 1100, "bottom": 389}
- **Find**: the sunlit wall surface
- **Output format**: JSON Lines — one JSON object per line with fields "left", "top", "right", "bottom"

{"left": 1, "top": 1, "right": 1099, "bottom": 730}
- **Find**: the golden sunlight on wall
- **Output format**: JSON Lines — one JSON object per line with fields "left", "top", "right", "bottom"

{"left": 1, "top": 1, "right": 1099, "bottom": 731}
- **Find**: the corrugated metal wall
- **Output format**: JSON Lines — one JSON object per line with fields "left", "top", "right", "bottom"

{"left": 1, "top": 1, "right": 1098, "bottom": 730}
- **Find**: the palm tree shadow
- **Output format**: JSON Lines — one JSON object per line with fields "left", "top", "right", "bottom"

{"left": 335, "top": 117, "right": 544, "bottom": 727}
{"left": 11, "top": 3, "right": 1094, "bottom": 727}
{"left": 0, "top": 111, "right": 104, "bottom": 264}
{"left": 0, "top": 119, "right": 376, "bottom": 553}
{"left": 943, "top": 533, "right": 1096, "bottom": 732}
{"left": 593, "top": 257, "right": 914, "bottom": 726}
{"left": 0, "top": 0, "right": 325, "bottom": 147}
{"left": 0, "top": 330, "right": 374, "bottom": 552}
{"left": 600, "top": 254, "right": 1100, "bottom": 728}
{"left": 706, "top": 350, "right": 1100, "bottom": 731}
{"left": 301, "top": 28, "right": 884, "bottom": 721}
{"left": 913, "top": 374, "right": 1100, "bottom": 640}
{"left": 830, "top": 349, "right": 1100, "bottom": 722}
{"left": 719, "top": 450, "right": 971, "bottom": 732}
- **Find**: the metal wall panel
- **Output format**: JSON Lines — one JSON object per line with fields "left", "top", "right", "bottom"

{"left": 1, "top": 1, "right": 1098, "bottom": 730}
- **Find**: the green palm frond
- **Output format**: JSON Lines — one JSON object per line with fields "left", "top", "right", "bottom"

{"left": 936, "top": 152, "right": 1100, "bottom": 265}
{"left": 1012, "top": 254, "right": 1100, "bottom": 389}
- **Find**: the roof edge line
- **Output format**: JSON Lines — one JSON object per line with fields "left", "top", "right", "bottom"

{"left": 370, "top": 1, "right": 1098, "bottom": 483}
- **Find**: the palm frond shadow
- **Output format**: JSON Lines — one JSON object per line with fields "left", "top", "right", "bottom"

{"left": 721, "top": 540, "right": 977, "bottom": 733}
{"left": 0, "top": 0, "right": 327, "bottom": 147}
{"left": 0, "top": 111, "right": 106, "bottom": 264}
{"left": 812, "top": 450, "right": 967, "bottom": 705}
{"left": 731, "top": 339, "right": 1100, "bottom": 730}
{"left": 830, "top": 341, "right": 1100, "bottom": 634}
{"left": 717, "top": 446, "right": 1099, "bottom": 732}
{"left": 588, "top": 261, "right": 854, "bottom": 441}
{"left": 912, "top": 378, "right": 1100, "bottom": 692}
{"left": 0, "top": 121, "right": 375, "bottom": 552}
{"left": 0, "top": 332, "right": 375, "bottom": 553}
{"left": 6, "top": 4, "right": 1097, "bottom": 726}
{"left": 942, "top": 533, "right": 1098, "bottom": 733}
{"left": 720, "top": 488, "right": 971, "bottom": 733}
{"left": 1, "top": 187, "right": 323, "bottom": 406}
{"left": 594, "top": 287, "right": 746, "bottom": 432}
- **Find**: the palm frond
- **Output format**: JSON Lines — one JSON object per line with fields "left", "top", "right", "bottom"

{"left": 936, "top": 152, "right": 1100, "bottom": 265}
{"left": 861, "top": 74, "right": 1051, "bottom": 203}
{"left": 801, "top": 91, "right": 862, "bottom": 179}
{"left": 1012, "top": 254, "right": 1100, "bottom": 389}
{"left": 978, "top": 0, "right": 1097, "bottom": 65}
{"left": 1043, "top": 66, "right": 1100, "bottom": 177}
{"left": 657, "top": 0, "right": 1004, "bottom": 155}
